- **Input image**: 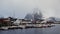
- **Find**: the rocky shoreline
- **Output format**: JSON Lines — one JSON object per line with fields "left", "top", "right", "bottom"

{"left": 0, "top": 24, "right": 55, "bottom": 30}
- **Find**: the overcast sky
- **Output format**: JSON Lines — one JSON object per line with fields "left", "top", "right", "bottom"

{"left": 0, "top": 0, "right": 60, "bottom": 18}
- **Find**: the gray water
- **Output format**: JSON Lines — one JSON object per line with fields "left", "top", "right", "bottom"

{"left": 0, "top": 24, "right": 60, "bottom": 34}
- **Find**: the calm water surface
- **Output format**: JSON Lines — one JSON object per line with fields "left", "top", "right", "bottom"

{"left": 0, "top": 24, "right": 60, "bottom": 34}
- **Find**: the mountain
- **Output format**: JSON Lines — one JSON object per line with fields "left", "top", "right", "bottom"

{"left": 24, "top": 13, "right": 33, "bottom": 20}
{"left": 46, "top": 17, "right": 60, "bottom": 22}
{"left": 24, "top": 8, "right": 43, "bottom": 20}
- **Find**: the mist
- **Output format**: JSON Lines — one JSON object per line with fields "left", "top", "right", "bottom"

{"left": 0, "top": 0, "right": 60, "bottom": 18}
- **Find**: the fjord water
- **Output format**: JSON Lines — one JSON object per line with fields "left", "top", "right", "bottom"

{"left": 0, "top": 24, "right": 60, "bottom": 34}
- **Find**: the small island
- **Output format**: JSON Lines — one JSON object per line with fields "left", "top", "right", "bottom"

{"left": 0, "top": 8, "right": 60, "bottom": 30}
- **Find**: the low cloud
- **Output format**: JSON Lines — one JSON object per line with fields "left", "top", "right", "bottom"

{"left": 0, "top": 0, "right": 60, "bottom": 18}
